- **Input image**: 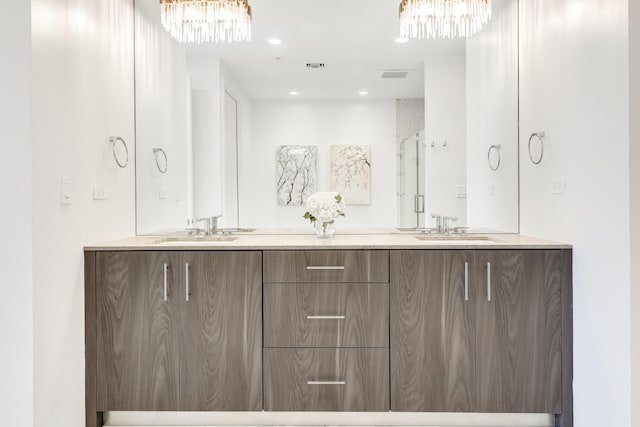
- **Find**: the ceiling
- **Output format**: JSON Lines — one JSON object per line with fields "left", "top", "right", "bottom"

{"left": 184, "top": 0, "right": 468, "bottom": 100}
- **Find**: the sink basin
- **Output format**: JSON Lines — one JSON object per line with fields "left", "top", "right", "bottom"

{"left": 414, "top": 235, "right": 501, "bottom": 243}
{"left": 217, "top": 228, "right": 256, "bottom": 234}
{"left": 151, "top": 236, "right": 238, "bottom": 244}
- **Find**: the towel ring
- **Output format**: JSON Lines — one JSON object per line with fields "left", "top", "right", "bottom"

{"left": 488, "top": 145, "right": 502, "bottom": 171}
{"left": 153, "top": 148, "right": 168, "bottom": 174}
{"left": 528, "top": 132, "right": 546, "bottom": 165}
{"left": 109, "top": 137, "right": 129, "bottom": 169}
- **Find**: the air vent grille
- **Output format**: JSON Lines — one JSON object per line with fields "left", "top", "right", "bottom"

{"left": 381, "top": 70, "right": 410, "bottom": 79}
{"left": 306, "top": 63, "right": 326, "bottom": 69}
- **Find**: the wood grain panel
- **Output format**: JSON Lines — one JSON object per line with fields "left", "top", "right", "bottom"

{"left": 475, "top": 250, "right": 563, "bottom": 413}
{"left": 390, "top": 250, "right": 475, "bottom": 412}
{"left": 263, "top": 250, "right": 389, "bottom": 283}
{"left": 96, "top": 251, "right": 181, "bottom": 411}
{"left": 264, "top": 348, "right": 389, "bottom": 411}
{"left": 558, "top": 249, "right": 574, "bottom": 427}
{"left": 84, "top": 251, "right": 103, "bottom": 427}
{"left": 177, "top": 251, "right": 262, "bottom": 411}
{"left": 264, "top": 282, "right": 388, "bottom": 348}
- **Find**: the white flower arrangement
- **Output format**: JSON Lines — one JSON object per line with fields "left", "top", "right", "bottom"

{"left": 303, "top": 192, "right": 346, "bottom": 233}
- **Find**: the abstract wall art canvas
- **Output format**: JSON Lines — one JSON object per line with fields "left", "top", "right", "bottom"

{"left": 276, "top": 145, "right": 318, "bottom": 206}
{"left": 330, "top": 145, "right": 371, "bottom": 205}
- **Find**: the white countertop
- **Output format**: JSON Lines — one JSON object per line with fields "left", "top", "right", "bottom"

{"left": 85, "top": 229, "right": 571, "bottom": 251}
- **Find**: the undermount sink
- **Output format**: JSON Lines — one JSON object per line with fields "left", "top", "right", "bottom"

{"left": 414, "top": 235, "right": 501, "bottom": 242}
{"left": 152, "top": 236, "right": 238, "bottom": 244}
{"left": 217, "top": 228, "right": 256, "bottom": 234}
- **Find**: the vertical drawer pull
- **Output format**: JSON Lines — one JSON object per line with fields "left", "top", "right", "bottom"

{"left": 306, "top": 266, "right": 346, "bottom": 270}
{"left": 464, "top": 262, "right": 469, "bottom": 302}
{"left": 306, "top": 315, "right": 346, "bottom": 320}
{"left": 163, "top": 263, "right": 169, "bottom": 302}
{"left": 487, "top": 262, "right": 491, "bottom": 302}
{"left": 185, "top": 263, "right": 190, "bottom": 302}
{"left": 307, "top": 380, "right": 346, "bottom": 385}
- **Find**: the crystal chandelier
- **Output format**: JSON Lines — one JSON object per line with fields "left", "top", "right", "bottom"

{"left": 160, "top": 0, "right": 252, "bottom": 44}
{"left": 399, "top": 0, "right": 492, "bottom": 40}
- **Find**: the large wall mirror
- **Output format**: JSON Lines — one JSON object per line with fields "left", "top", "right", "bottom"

{"left": 135, "top": 0, "right": 519, "bottom": 234}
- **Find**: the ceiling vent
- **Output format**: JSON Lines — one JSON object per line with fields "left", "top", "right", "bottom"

{"left": 381, "top": 70, "right": 410, "bottom": 79}
{"left": 306, "top": 63, "right": 326, "bottom": 69}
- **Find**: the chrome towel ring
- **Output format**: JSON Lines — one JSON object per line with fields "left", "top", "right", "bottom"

{"left": 488, "top": 145, "right": 502, "bottom": 171}
{"left": 528, "top": 132, "right": 546, "bottom": 165}
{"left": 109, "top": 136, "right": 129, "bottom": 169}
{"left": 153, "top": 148, "right": 168, "bottom": 174}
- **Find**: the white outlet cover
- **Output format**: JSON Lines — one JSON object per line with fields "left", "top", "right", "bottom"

{"left": 159, "top": 188, "right": 167, "bottom": 200}
{"left": 456, "top": 185, "right": 467, "bottom": 199}
{"left": 93, "top": 185, "right": 106, "bottom": 200}
{"left": 552, "top": 178, "right": 567, "bottom": 194}
{"left": 486, "top": 184, "right": 495, "bottom": 196}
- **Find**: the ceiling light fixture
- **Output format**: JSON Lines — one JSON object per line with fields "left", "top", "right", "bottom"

{"left": 399, "top": 0, "right": 491, "bottom": 39}
{"left": 160, "top": 0, "right": 252, "bottom": 44}
{"left": 268, "top": 38, "right": 282, "bottom": 45}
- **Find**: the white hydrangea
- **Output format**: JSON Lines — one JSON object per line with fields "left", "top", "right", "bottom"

{"left": 304, "top": 192, "right": 346, "bottom": 224}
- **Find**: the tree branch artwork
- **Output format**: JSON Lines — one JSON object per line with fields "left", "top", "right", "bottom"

{"left": 276, "top": 145, "right": 318, "bottom": 206}
{"left": 330, "top": 145, "right": 371, "bottom": 205}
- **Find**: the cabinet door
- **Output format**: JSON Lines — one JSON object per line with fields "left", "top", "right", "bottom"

{"left": 176, "top": 251, "right": 262, "bottom": 411}
{"left": 475, "top": 250, "right": 562, "bottom": 413}
{"left": 391, "top": 250, "right": 475, "bottom": 412}
{"left": 96, "top": 251, "right": 181, "bottom": 411}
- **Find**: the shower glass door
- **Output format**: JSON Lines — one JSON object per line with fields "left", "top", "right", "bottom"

{"left": 397, "top": 131, "right": 425, "bottom": 228}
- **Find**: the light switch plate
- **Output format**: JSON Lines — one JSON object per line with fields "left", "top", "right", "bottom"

{"left": 456, "top": 185, "right": 467, "bottom": 199}
{"left": 60, "top": 177, "right": 72, "bottom": 205}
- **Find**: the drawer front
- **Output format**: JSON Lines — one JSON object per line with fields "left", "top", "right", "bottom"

{"left": 264, "top": 283, "right": 389, "bottom": 348}
{"left": 263, "top": 250, "right": 389, "bottom": 283}
{"left": 263, "top": 348, "right": 389, "bottom": 411}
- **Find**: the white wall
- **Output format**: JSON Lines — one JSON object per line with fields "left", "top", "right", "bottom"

{"left": 0, "top": 2, "right": 33, "bottom": 427}
{"left": 31, "top": 1, "right": 136, "bottom": 427}
{"left": 466, "top": 0, "right": 519, "bottom": 233}
{"left": 246, "top": 100, "right": 396, "bottom": 229}
{"left": 135, "top": 0, "right": 189, "bottom": 234}
{"left": 519, "top": 2, "right": 630, "bottom": 427}
{"left": 424, "top": 56, "right": 467, "bottom": 226}
{"left": 630, "top": 1, "right": 640, "bottom": 426}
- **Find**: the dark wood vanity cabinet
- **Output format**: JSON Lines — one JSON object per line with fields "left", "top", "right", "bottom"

{"left": 86, "top": 250, "right": 262, "bottom": 419}
{"left": 390, "top": 249, "right": 571, "bottom": 421}
{"left": 85, "top": 246, "right": 572, "bottom": 426}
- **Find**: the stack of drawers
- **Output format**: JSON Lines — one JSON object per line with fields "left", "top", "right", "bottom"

{"left": 263, "top": 250, "right": 390, "bottom": 411}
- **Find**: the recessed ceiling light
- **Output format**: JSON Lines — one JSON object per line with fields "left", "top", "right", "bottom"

{"left": 359, "top": 91, "right": 369, "bottom": 96}
{"left": 289, "top": 91, "right": 299, "bottom": 96}
{"left": 268, "top": 38, "right": 282, "bottom": 45}
{"left": 395, "top": 37, "right": 409, "bottom": 44}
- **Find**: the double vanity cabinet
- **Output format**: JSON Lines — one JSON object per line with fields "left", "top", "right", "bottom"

{"left": 84, "top": 236, "right": 573, "bottom": 427}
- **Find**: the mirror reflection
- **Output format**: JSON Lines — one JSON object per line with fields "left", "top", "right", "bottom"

{"left": 135, "top": 0, "right": 519, "bottom": 235}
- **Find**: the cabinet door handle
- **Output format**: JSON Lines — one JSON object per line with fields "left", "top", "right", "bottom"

{"left": 306, "top": 266, "right": 345, "bottom": 270}
{"left": 486, "top": 262, "right": 491, "bottom": 302}
{"left": 185, "top": 263, "right": 190, "bottom": 302}
{"left": 307, "top": 380, "right": 346, "bottom": 385}
{"left": 163, "top": 263, "right": 169, "bottom": 302}
{"left": 307, "top": 315, "right": 346, "bottom": 320}
{"left": 464, "top": 262, "right": 469, "bottom": 302}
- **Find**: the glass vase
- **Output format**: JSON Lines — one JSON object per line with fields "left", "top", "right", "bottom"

{"left": 315, "top": 220, "right": 335, "bottom": 238}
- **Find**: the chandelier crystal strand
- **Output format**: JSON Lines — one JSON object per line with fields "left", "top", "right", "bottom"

{"left": 399, "top": 0, "right": 491, "bottom": 40}
{"left": 160, "top": 0, "right": 252, "bottom": 44}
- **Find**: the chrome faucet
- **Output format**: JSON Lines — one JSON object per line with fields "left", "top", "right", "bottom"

{"left": 431, "top": 213, "right": 443, "bottom": 233}
{"left": 189, "top": 214, "right": 223, "bottom": 235}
